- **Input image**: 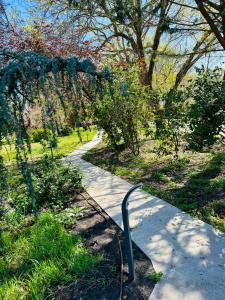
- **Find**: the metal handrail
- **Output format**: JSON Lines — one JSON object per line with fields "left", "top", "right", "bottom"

{"left": 122, "top": 183, "right": 143, "bottom": 282}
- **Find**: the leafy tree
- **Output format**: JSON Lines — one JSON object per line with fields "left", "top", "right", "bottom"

{"left": 0, "top": 0, "right": 97, "bottom": 62}
{"left": 38, "top": 0, "right": 216, "bottom": 89}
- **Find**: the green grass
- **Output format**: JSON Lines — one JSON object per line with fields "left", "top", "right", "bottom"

{"left": 149, "top": 271, "right": 163, "bottom": 282}
{"left": 114, "top": 166, "right": 139, "bottom": 179}
{"left": 0, "top": 128, "right": 101, "bottom": 299}
{"left": 0, "top": 128, "right": 96, "bottom": 162}
{"left": 0, "top": 212, "right": 101, "bottom": 299}
{"left": 84, "top": 140, "right": 225, "bottom": 232}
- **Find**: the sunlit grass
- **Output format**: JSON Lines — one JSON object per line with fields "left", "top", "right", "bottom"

{"left": 0, "top": 212, "right": 101, "bottom": 299}
{"left": 0, "top": 128, "right": 96, "bottom": 162}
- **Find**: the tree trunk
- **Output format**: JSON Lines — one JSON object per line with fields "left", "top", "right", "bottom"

{"left": 146, "top": 0, "right": 169, "bottom": 88}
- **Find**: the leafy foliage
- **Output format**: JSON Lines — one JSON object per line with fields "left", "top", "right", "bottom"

{"left": 31, "top": 128, "right": 53, "bottom": 143}
{"left": 91, "top": 65, "right": 152, "bottom": 155}
{"left": 187, "top": 68, "right": 225, "bottom": 151}
{"left": 0, "top": 155, "right": 8, "bottom": 215}
{"left": 0, "top": 49, "right": 109, "bottom": 215}
{"left": 58, "top": 126, "right": 73, "bottom": 137}
{"left": 149, "top": 271, "right": 163, "bottom": 282}
{"left": 33, "top": 156, "right": 83, "bottom": 209}
{"left": 154, "top": 90, "right": 187, "bottom": 157}
{"left": 5, "top": 156, "right": 83, "bottom": 214}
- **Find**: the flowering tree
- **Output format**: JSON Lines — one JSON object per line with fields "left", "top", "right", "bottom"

{"left": 0, "top": 0, "right": 98, "bottom": 58}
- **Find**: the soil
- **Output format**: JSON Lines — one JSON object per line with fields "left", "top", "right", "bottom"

{"left": 55, "top": 192, "right": 155, "bottom": 300}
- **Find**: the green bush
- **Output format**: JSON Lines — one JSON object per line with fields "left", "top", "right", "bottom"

{"left": 91, "top": 64, "right": 152, "bottom": 155}
{"left": 6, "top": 156, "right": 83, "bottom": 215}
{"left": 187, "top": 68, "right": 225, "bottom": 151}
{"left": 154, "top": 90, "right": 187, "bottom": 157}
{"left": 31, "top": 128, "right": 53, "bottom": 143}
{"left": 33, "top": 156, "right": 83, "bottom": 209}
{"left": 58, "top": 126, "right": 73, "bottom": 137}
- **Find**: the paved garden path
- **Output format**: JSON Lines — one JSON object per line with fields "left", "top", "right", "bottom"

{"left": 63, "top": 133, "right": 225, "bottom": 300}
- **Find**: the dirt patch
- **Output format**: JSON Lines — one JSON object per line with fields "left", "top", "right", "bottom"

{"left": 55, "top": 192, "right": 155, "bottom": 300}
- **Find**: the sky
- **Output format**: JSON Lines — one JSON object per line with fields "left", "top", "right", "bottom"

{"left": 5, "top": 0, "right": 33, "bottom": 18}
{"left": 4, "top": 0, "right": 225, "bottom": 69}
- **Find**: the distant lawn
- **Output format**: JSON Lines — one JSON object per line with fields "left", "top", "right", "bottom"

{"left": 0, "top": 128, "right": 96, "bottom": 163}
{"left": 84, "top": 139, "right": 225, "bottom": 233}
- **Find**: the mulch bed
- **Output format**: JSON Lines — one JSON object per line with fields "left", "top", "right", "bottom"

{"left": 55, "top": 192, "right": 155, "bottom": 300}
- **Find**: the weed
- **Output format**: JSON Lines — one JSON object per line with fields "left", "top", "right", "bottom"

{"left": 115, "top": 166, "right": 139, "bottom": 179}
{"left": 149, "top": 271, "right": 163, "bottom": 282}
{"left": 209, "top": 176, "right": 225, "bottom": 189}
{"left": 151, "top": 171, "right": 169, "bottom": 183}
{"left": 55, "top": 207, "right": 86, "bottom": 226}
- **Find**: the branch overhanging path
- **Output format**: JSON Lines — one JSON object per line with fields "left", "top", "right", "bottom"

{"left": 0, "top": 50, "right": 112, "bottom": 217}
{"left": 63, "top": 132, "right": 225, "bottom": 300}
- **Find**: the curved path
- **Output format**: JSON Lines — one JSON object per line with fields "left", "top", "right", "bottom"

{"left": 63, "top": 133, "right": 225, "bottom": 300}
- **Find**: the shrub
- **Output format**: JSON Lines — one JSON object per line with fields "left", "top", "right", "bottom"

{"left": 33, "top": 156, "right": 83, "bottom": 209}
{"left": 187, "top": 68, "right": 225, "bottom": 151}
{"left": 6, "top": 156, "right": 83, "bottom": 215}
{"left": 58, "top": 126, "right": 73, "bottom": 137}
{"left": 91, "top": 64, "right": 153, "bottom": 155}
{"left": 154, "top": 90, "right": 187, "bottom": 157}
{"left": 31, "top": 128, "right": 52, "bottom": 143}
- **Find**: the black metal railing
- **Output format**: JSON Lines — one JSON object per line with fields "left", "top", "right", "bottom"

{"left": 122, "top": 183, "right": 142, "bottom": 282}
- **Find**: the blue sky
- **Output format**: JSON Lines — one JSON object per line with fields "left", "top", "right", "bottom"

{"left": 5, "top": 0, "right": 33, "bottom": 17}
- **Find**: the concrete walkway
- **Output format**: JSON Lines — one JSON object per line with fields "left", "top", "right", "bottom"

{"left": 63, "top": 133, "right": 225, "bottom": 300}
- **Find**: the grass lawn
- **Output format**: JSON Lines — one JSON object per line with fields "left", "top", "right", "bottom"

{"left": 0, "top": 212, "right": 101, "bottom": 299}
{"left": 0, "top": 128, "right": 97, "bottom": 162}
{"left": 84, "top": 139, "right": 225, "bottom": 233}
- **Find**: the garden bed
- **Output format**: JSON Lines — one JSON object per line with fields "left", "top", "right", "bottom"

{"left": 58, "top": 192, "right": 155, "bottom": 300}
{"left": 0, "top": 178, "right": 155, "bottom": 299}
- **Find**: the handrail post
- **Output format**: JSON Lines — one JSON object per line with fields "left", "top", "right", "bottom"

{"left": 122, "top": 183, "right": 142, "bottom": 282}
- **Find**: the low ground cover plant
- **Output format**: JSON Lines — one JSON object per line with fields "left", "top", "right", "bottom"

{"left": 4, "top": 156, "right": 83, "bottom": 215}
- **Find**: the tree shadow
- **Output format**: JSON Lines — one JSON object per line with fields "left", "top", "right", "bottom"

{"left": 169, "top": 152, "right": 225, "bottom": 217}
{"left": 72, "top": 154, "right": 225, "bottom": 300}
